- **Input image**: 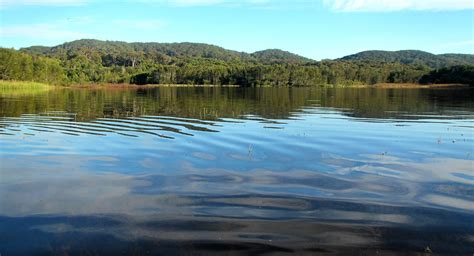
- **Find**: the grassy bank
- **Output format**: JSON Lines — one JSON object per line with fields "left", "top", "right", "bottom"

{"left": 0, "top": 80, "right": 469, "bottom": 90}
{"left": 0, "top": 80, "right": 53, "bottom": 96}
{"left": 0, "top": 80, "right": 52, "bottom": 89}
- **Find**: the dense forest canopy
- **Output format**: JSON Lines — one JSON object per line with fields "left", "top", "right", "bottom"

{"left": 420, "top": 65, "right": 474, "bottom": 85}
{"left": 340, "top": 50, "right": 474, "bottom": 69}
{"left": 0, "top": 48, "right": 66, "bottom": 84}
{"left": 1, "top": 39, "right": 473, "bottom": 86}
{"left": 20, "top": 39, "right": 316, "bottom": 64}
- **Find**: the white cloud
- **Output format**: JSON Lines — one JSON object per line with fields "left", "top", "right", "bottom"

{"left": 0, "top": 0, "right": 87, "bottom": 7}
{"left": 0, "top": 0, "right": 298, "bottom": 8}
{"left": 1, "top": 0, "right": 472, "bottom": 10}
{"left": 324, "top": 0, "right": 474, "bottom": 12}
{"left": 129, "top": 0, "right": 306, "bottom": 7}
{"left": 130, "top": 0, "right": 474, "bottom": 10}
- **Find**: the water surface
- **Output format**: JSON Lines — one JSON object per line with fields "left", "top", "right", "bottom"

{"left": 1, "top": 87, "right": 473, "bottom": 255}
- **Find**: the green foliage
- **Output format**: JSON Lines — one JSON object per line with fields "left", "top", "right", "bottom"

{"left": 21, "top": 39, "right": 255, "bottom": 63}
{"left": 420, "top": 65, "right": 474, "bottom": 85}
{"left": 0, "top": 40, "right": 471, "bottom": 86}
{"left": 251, "top": 49, "right": 314, "bottom": 64}
{"left": 340, "top": 50, "right": 474, "bottom": 69}
{"left": 0, "top": 80, "right": 51, "bottom": 96}
{"left": 0, "top": 80, "right": 50, "bottom": 89}
{"left": 0, "top": 48, "right": 67, "bottom": 84}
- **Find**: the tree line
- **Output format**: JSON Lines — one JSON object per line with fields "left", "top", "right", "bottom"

{"left": 0, "top": 48, "right": 66, "bottom": 84}
{"left": 1, "top": 39, "right": 473, "bottom": 86}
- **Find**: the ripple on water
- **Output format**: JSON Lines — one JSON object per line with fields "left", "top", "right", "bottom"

{"left": 0, "top": 113, "right": 222, "bottom": 139}
{"left": 1, "top": 87, "right": 474, "bottom": 255}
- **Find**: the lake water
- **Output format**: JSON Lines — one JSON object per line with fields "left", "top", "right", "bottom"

{"left": 0, "top": 87, "right": 473, "bottom": 255}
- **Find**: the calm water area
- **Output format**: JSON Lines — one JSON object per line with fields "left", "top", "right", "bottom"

{"left": 0, "top": 86, "right": 473, "bottom": 255}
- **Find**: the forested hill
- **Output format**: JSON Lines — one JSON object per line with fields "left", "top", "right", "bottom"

{"left": 250, "top": 49, "right": 314, "bottom": 64}
{"left": 20, "top": 39, "right": 313, "bottom": 64}
{"left": 2, "top": 39, "right": 472, "bottom": 86}
{"left": 340, "top": 50, "right": 474, "bottom": 68}
{"left": 22, "top": 40, "right": 474, "bottom": 67}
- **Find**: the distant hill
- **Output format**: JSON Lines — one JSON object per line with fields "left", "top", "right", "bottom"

{"left": 20, "top": 45, "right": 51, "bottom": 55}
{"left": 22, "top": 39, "right": 251, "bottom": 62}
{"left": 438, "top": 53, "right": 474, "bottom": 64}
{"left": 251, "top": 49, "right": 314, "bottom": 64}
{"left": 339, "top": 50, "right": 474, "bottom": 68}
{"left": 21, "top": 40, "right": 473, "bottom": 68}
{"left": 6, "top": 39, "right": 472, "bottom": 87}
{"left": 21, "top": 39, "right": 313, "bottom": 64}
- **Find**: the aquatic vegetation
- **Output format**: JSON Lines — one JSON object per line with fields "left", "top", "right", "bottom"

{"left": 0, "top": 80, "right": 52, "bottom": 96}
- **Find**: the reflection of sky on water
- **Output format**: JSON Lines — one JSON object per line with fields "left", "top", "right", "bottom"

{"left": 1, "top": 154, "right": 473, "bottom": 217}
{"left": 1, "top": 87, "right": 474, "bottom": 255}
{"left": 1, "top": 157, "right": 474, "bottom": 254}
{"left": 1, "top": 106, "right": 473, "bottom": 216}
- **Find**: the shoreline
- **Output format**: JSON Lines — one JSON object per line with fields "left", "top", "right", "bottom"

{"left": 0, "top": 80, "right": 470, "bottom": 89}
{"left": 68, "top": 83, "right": 242, "bottom": 88}
{"left": 67, "top": 83, "right": 471, "bottom": 89}
{"left": 368, "top": 83, "right": 469, "bottom": 88}
{"left": 64, "top": 83, "right": 474, "bottom": 89}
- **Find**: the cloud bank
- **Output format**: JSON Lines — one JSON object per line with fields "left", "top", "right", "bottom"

{"left": 0, "top": 0, "right": 87, "bottom": 7}
{"left": 1, "top": 0, "right": 472, "bottom": 11}
{"left": 323, "top": 0, "right": 474, "bottom": 12}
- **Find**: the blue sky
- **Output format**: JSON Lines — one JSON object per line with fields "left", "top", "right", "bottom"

{"left": 1, "top": 0, "right": 473, "bottom": 59}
